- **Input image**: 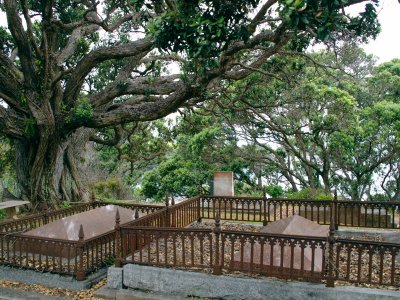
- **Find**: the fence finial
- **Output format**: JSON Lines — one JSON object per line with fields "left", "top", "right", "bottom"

{"left": 334, "top": 189, "right": 337, "bottom": 201}
{"left": 78, "top": 224, "right": 84, "bottom": 241}
{"left": 171, "top": 195, "right": 175, "bottom": 206}
{"left": 214, "top": 211, "right": 221, "bottom": 234}
{"left": 134, "top": 208, "right": 139, "bottom": 219}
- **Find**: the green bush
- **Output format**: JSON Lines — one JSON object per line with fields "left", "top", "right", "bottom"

{"left": 265, "top": 185, "right": 285, "bottom": 198}
{"left": 93, "top": 178, "right": 130, "bottom": 201}
{"left": 0, "top": 209, "right": 5, "bottom": 221}
{"left": 286, "top": 188, "right": 333, "bottom": 200}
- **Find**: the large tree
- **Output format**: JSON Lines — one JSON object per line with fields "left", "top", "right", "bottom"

{"left": 0, "top": 0, "right": 380, "bottom": 207}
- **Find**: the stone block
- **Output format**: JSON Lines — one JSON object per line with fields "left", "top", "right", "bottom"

{"left": 107, "top": 266, "right": 123, "bottom": 289}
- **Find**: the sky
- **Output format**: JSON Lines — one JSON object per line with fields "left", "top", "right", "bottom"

{"left": 352, "top": 0, "right": 400, "bottom": 63}
{"left": 0, "top": 1, "right": 398, "bottom": 63}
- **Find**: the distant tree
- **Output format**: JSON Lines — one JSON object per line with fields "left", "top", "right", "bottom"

{"left": 215, "top": 48, "right": 399, "bottom": 200}
{"left": 140, "top": 112, "right": 252, "bottom": 200}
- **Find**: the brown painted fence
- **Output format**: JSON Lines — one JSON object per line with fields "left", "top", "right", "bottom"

{"left": 0, "top": 200, "right": 163, "bottom": 280}
{"left": 119, "top": 216, "right": 400, "bottom": 288}
{"left": 200, "top": 196, "right": 400, "bottom": 229}
{"left": 1, "top": 195, "right": 399, "bottom": 284}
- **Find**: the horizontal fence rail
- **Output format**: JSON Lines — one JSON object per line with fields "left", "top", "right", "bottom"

{"left": 93, "top": 202, "right": 164, "bottom": 215}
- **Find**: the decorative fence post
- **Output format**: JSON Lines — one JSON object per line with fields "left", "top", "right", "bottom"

{"left": 134, "top": 208, "right": 139, "bottom": 220}
{"left": 334, "top": 190, "right": 338, "bottom": 230}
{"left": 76, "top": 224, "right": 86, "bottom": 281}
{"left": 90, "top": 191, "right": 96, "bottom": 209}
{"left": 213, "top": 211, "right": 222, "bottom": 275}
{"left": 326, "top": 200, "right": 336, "bottom": 287}
{"left": 164, "top": 197, "right": 170, "bottom": 227}
{"left": 197, "top": 195, "right": 202, "bottom": 223}
{"left": 262, "top": 197, "right": 268, "bottom": 226}
{"left": 114, "top": 209, "right": 122, "bottom": 267}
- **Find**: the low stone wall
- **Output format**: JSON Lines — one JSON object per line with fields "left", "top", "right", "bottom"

{"left": 107, "top": 265, "right": 400, "bottom": 300}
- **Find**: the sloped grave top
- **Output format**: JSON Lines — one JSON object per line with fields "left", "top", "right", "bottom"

{"left": 22, "top": 204, "right": 141, "bottom": 241}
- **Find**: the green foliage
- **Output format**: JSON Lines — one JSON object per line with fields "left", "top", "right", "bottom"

{"left": 286, "top": 188, "right": 333, "bottom": 200}
{"left": 0, "top": 26, "right": 13, "bottom": 55}
{"left": 141, "top": 158, "right": 204, "bottom": 201}
{"left": 265, "top": 185, "right": 285, "bottom": 198}
{"left": 61, "top": 201, "right": 71, "bottom": 208}
{"left": 149, "top": 0, "right": 259, "bottom": 58}
{"left": 0, "top": 135, "right": 14, "bottom": 177}
{"left": 140, "top": 112, "right": 253, "bottom": 201}
{"left": 23, "top": 118, "right": 37, "bottom": 139}
{"left": 68, "top": 98, "right": 94, "bottom": 126}
{"left": 279, "top": 0, "right": 380, "bottom": 43}
{"left": 93, "top": 178, "right": 129, "bottom": 201}
{"left": 0, "top": 209, "right": 5, "bottom": 221}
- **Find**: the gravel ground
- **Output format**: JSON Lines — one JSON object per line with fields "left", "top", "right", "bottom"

{"left": 0, "top": 278, "right": 107, "bottom": 299}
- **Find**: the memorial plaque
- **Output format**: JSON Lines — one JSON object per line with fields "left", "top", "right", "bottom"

{"left": 213, "top": 171, "right": 234, "bottom": 196}
{"left": 233, "top": 215, "right": 329, "bottom": 276}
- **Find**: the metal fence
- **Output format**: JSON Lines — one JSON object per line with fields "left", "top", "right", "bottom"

{"left": 1, "top": 195, "right": 399, "bottom": 285}
{"left": 119, "top": 211, "right": 400, "bottom": 288}
{"left": 199, "top": 196, "right": 400, "bottom": 229}
{"left": 0, "top": 201, "right": 163, "bottom": 280}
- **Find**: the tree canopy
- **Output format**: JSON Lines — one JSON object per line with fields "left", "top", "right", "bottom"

{"left": 0, "top": 0, "right": 382, "bottom": 207}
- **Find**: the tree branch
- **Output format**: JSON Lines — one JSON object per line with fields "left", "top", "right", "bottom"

{"left": 64, "top": 37, "right": 154, "bottom": 106}
{"left": 4, "top": 0, "right": 37, "bottom": 88}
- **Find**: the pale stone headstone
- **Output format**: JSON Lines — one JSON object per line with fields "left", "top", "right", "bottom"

{"left": 213, "top": 171, "right": 234, "bottom": 196}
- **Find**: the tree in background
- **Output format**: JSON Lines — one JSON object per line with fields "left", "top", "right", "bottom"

{"left": 200, "top": 46, "right": 399, "bottom": 200}
{"left": 0, "top": 0, "right": 381, "bottom": 206}
{"left": 140, "top": 112, "right": 253, "bottom": 200}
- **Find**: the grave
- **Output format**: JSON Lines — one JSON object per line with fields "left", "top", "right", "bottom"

{"left": 20, "top": 204, "right": 143, "bottom": 257}
{"left": 233, "top": 215, "right": 329, "bottom": 276}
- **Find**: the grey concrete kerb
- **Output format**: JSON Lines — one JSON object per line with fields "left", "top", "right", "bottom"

{"left": 104, "top": 265, "right": 400, "bottom": 300}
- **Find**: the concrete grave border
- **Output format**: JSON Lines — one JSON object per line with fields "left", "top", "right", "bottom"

{"left": 102, "top": 264, "right": 400, "bottom": 300}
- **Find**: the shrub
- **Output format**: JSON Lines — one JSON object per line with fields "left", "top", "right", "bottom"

{"left": 286, "top": 187, "right": 333, "bottom": 200}
{"left": 93, "top": 178, "right": 131, "bottom": 201}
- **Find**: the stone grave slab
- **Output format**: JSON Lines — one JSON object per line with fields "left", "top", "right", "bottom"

{"left": 233, "top": 215, "right": 329, "bottom": 277}
{"left": 22, "top": 204, "right": 142, "bottom": 241}
{"left": 19, "top": 205, "right": 144, "bottom": 258}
